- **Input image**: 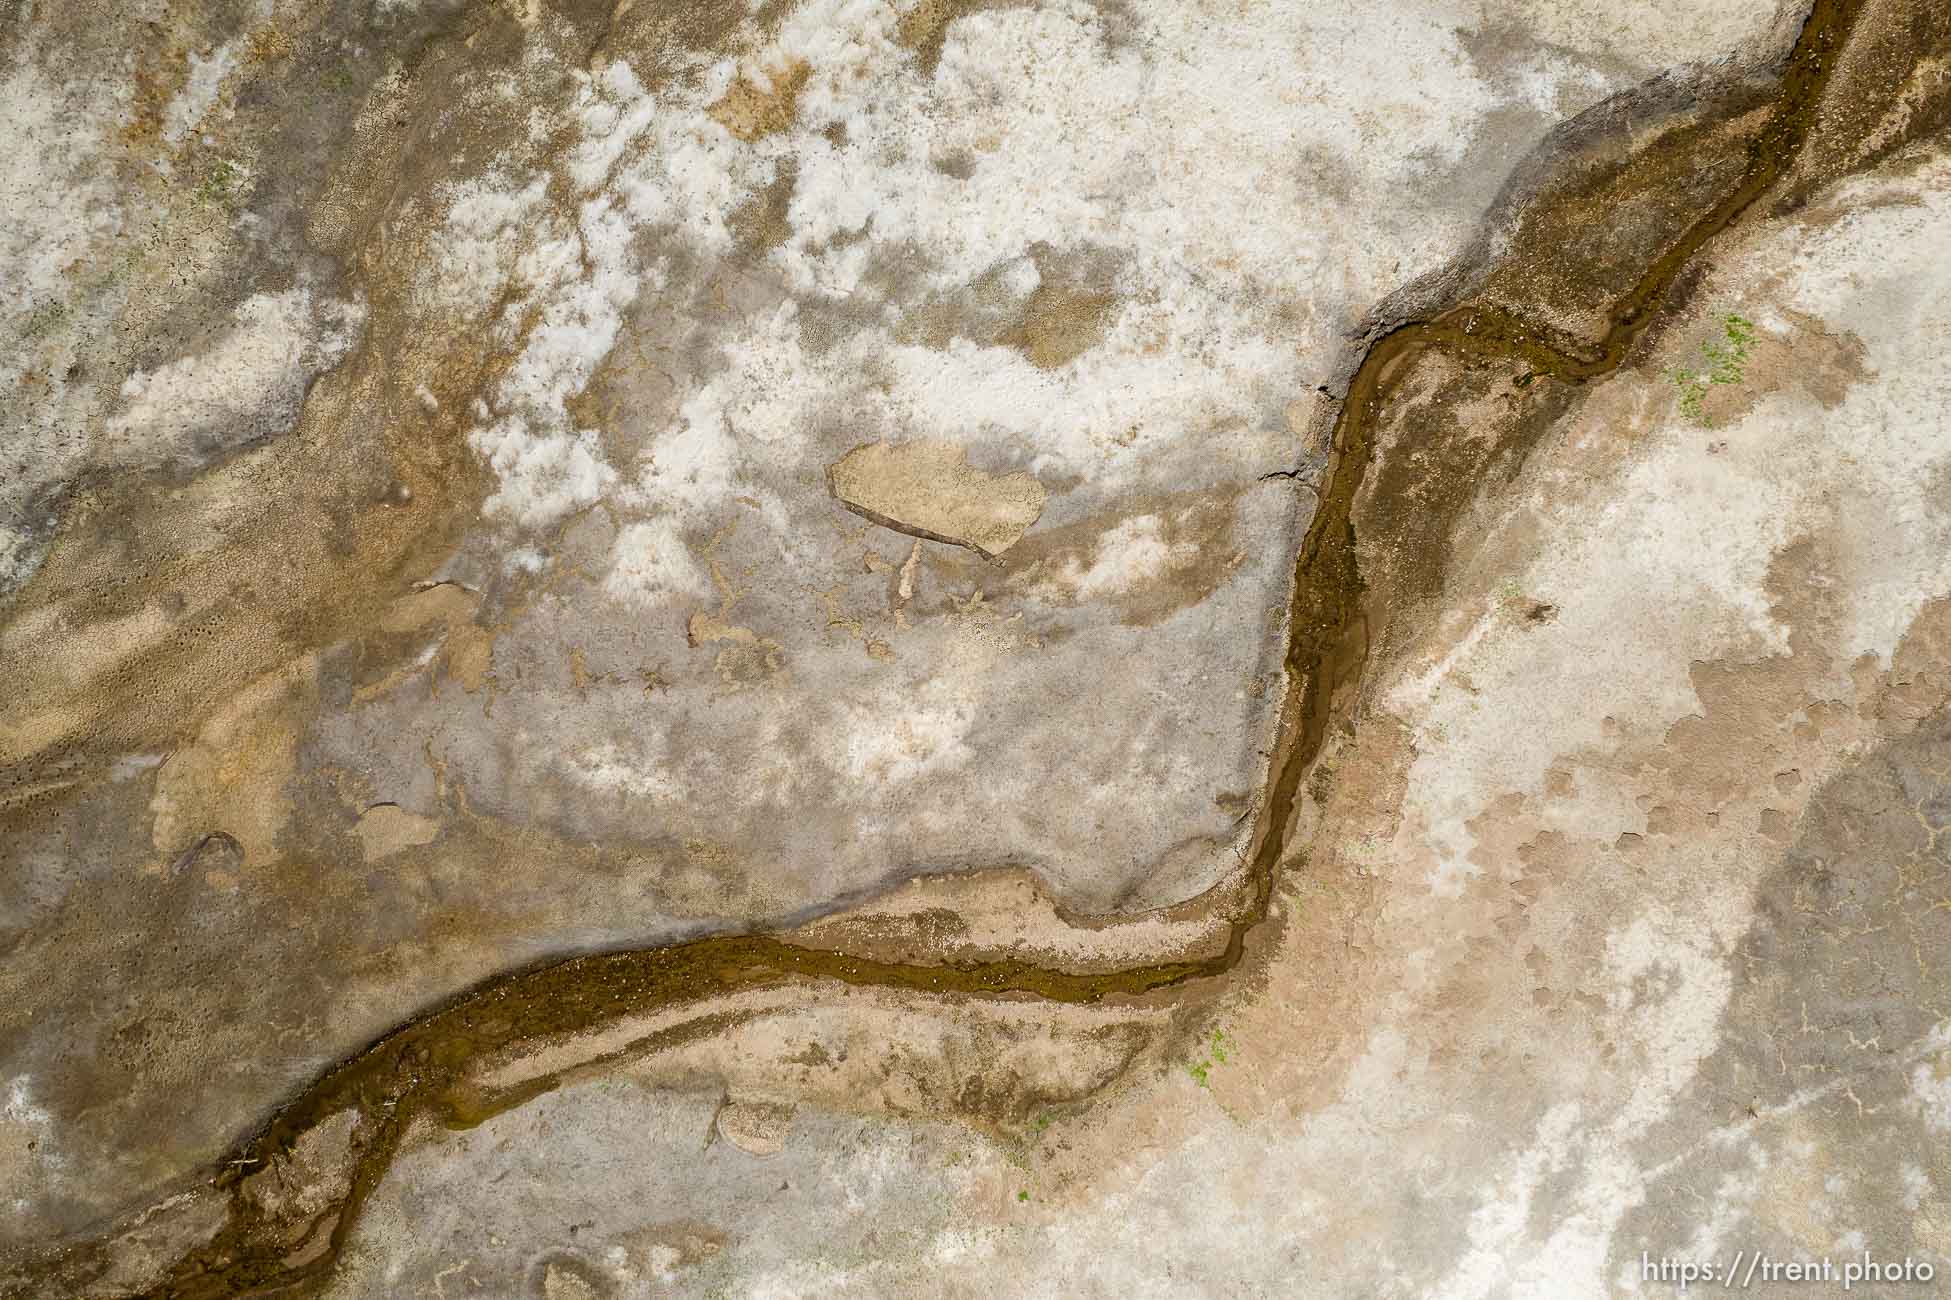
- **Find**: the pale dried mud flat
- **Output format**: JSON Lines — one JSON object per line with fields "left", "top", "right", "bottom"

{"left": 2, "top": 0, "right": 1950, "bottom": 1296}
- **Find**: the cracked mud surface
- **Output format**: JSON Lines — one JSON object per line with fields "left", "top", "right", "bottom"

{"left": 4, "top": 0, "right": 1951, "bottom": 1295}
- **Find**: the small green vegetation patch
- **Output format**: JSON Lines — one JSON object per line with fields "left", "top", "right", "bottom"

{"left": 196, "top": 157, "right": 246, "bottom": 206}
{"left": 1669, "top": 312, "right": 1758, "bottom": 426}
{"left": 1186, "top": 1027, "right": 1235, "bottom": 1088}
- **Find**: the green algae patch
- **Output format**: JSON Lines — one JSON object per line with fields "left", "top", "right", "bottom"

{"left": 1670, "top": 312, "right": 1760, "bottom": 424}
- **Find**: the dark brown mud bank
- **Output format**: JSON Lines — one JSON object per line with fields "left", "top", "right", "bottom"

{"left": 10, "top": 0, "right": 1936, "bottom": 1293}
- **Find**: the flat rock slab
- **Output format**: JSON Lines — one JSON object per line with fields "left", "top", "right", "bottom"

{"left": 828, "top": 440, "right": 1048, "bottom": 560}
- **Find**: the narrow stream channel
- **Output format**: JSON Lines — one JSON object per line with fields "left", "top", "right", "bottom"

{"left": 17, "top": 1, "right": 1869, "bottom": 1293}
